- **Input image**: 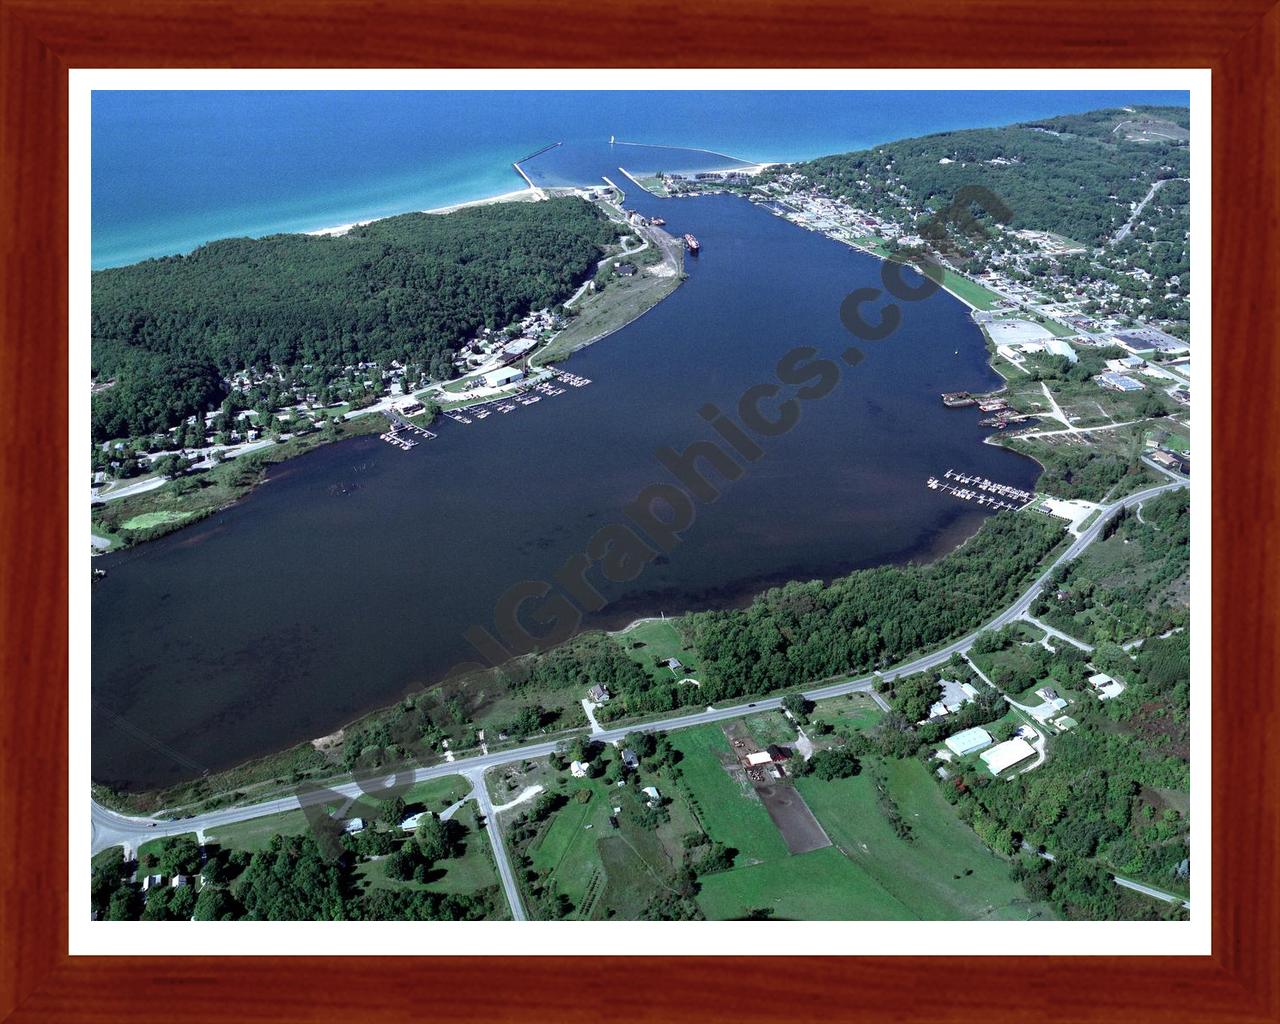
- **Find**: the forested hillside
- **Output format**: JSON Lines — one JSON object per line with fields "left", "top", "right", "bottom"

{"left": 91, "top": 198, "right": 616, "bottom": 439}
{"left": 783, "top": 106, "right": 1190, "bottom": 246}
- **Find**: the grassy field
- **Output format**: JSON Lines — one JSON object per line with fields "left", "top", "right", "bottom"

{"left": 120, "top": 509, "right": 192, "bottom": 530}
{"left": 670, "top": 726, "right": 789, "bottom": 867}
{"left": 402, "top": 774, "right": 471, "bottom": 810}
{"left": 206, "top": 809, "right": 317, "bottom": 853}
{"left": 741, "top": 711, "right": 799, "bottom": 749}
{"left": 935, "top": 268, "right": 1004, "bottom": 311}
{"left": 809, "top": 693, "right": 884, "bottom": 734}
{"left": 618, "top": 619, "right": 703, "bottom": 686}
{"left": 697, "top": 845, "right": 915, "bottom": 920}
{"left": 796, "top": 758, "right": 1055, "bottom": 920}
{"left": 535, "top": 268, "right": 681, "bottom": 364}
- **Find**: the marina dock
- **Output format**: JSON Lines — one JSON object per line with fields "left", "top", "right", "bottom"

{"left": 926, "top": 469, "right": 1034, "bottom": 512}
{"left": 379, "top": 410, "right": 437, "bottom": 451}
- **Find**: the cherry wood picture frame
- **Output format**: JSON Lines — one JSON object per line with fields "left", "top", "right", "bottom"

{"left": 2, "top": 1, "right": 1276, "bottom": 1020}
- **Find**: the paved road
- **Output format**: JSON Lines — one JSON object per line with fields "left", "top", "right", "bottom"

{"left": 91, "top": 476, "right": 166, "bottom": 504}
{"left": 1111, "top": 178, "right": 1186, "bottom": 244}
{"left": 1115, "top": 874, "right": 1191, "bottom": 909}
{"left": 466, "top": 769, "right": 527, "bottom": 921}
{"left": 90, "top": 477, "right": 1186, "bottom": 861}
{"left": 1022, "top": 613, "right": 1095, "bottom": 653}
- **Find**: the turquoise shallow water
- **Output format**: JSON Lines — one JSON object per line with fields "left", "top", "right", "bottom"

{"left": 91, "top": 89, "right": 1187, "bottom": 268}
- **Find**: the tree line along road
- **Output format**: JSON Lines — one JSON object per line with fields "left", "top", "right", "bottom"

{"left": 90, "top": 478, "right": 1188, "bottom": 908}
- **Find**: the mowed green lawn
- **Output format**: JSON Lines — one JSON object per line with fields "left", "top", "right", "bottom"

{"left": 206, "top": 810, "right": 315, "bottom": 853}
{"left": 670, "top": 726, "right": 788, "bottom": 867}
{"left": 936, "top": 268, "right": 1003, "bottom": 311}
{"left": 796, "top": 759, "right": 1055, "bottom": 921}
{"left": 696, "top": 845, "right": 914, "bottom": 921}
{"left": 619, "top": 619, "right": 701, "bottom": 684}
{"left": 402, "top": 774, "right": 471, "bottom": 810}
{"left": 810, "top": 694, "right": 884, "bottom": 733}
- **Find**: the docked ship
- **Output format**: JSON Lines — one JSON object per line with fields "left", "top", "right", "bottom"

{"left": 683, "top": 233, "right": 700, "bottom": 253}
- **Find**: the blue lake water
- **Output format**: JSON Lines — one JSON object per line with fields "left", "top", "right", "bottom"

{"left": 95, "top": 150, "right": 1043, "bottom": 789}
{"left": 92, "top": 89, "right": 1188, "bottom": 268}
{"left": 91, "top": 91, "right": 1189, "bottom": 788}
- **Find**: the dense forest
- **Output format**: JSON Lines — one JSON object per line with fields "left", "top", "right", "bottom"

{"left": 686, "top": 513, "right": 1064, "bottom": 698}
{"left": 779, "top": 106, "right": 1190, "bottom": 246}
{"left": 92, "top": 821, "right": 504, "bottom": 922}
{"left": 91, "top": 198, "right": 616, "bottom": 439}
{"left": 490, "top": 513, "right": 1065, "bottom": 725}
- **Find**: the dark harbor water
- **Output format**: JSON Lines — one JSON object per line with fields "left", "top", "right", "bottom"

{"left": 92, "top": 166, "right": 1040, "bottom": 791}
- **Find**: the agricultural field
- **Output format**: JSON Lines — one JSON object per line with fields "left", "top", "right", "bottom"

{"left": 696, "top": 845, "right": 914, "bottom": 921}
{"left": 669, "top": 719, "right": 1054, "bottom": 921}
{"left": 795, "top": 759, "right": 1056, "bottom": 920}
{"left": 669, "top": 726, "right": 789, "bottom": 867}
{"left": 510, "top": 744, "right": 702, "bottom": 921}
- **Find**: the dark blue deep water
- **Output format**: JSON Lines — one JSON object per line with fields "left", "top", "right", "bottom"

{"left": 91, "top": 91, "right": 1187, "bottom": 788}
{"left": 94, "top": 172, "right": 1042, "bottom": 789}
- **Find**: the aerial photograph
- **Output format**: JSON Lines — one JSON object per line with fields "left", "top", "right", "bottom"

{"left": 88, "top": 87, "right": 1193, "bottom": 924}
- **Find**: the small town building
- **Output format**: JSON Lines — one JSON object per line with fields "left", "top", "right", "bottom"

{"left": 927, "top": 679, "right": 980, "bottom": 720}
{"left": 483, "top": 366, "right": 524, "bottom": 389}
{"left": 1088, "top": 672, "right": 1126, "bottom": 700}
{"left": 944, "top": 726, "right": 993, "bottom": 757}
{"left": 342, "top": 817, "right": 365, "bottom": 834}
{"left": 1098, "top": 371, "right": 1145, "bottom": 392}
{"left": 588, "top": 684, "right": 610, "bottom": 703}
{"left": 621, "top": 748, "right": 640, "bottom": 770}
{"left": 570, "top": 760, "right": 589, "bottom": 778}
{"left": 1043, "top": 337, "right": 1079, "bottom": 363}
{"left": 396, "top": 398, "right": 424, "bottom": 416}
{"left": 745, "top": 750, "right": 774, "bottom": 768}
{"left": 399, "top": 812, "right": 430, "bottom": 832}
{"left": 980, "top": 737, "right": 1036, "bottom": 775}
{"left": 641, "top": 786, "right": 661, "bottom": 806}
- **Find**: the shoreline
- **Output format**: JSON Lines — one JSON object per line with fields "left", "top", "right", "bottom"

{"left": 303, "top": 186, "right": 542, "bottom": 238}
{"left": 93, "top": 183, "right": 1039, "bottom": 800}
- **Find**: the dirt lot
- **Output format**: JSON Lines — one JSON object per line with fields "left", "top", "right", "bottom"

{"left": 754, "top": 783, "right": 832, "bottom": 855}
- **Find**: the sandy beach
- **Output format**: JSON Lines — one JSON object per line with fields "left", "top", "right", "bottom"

{"left": 304, "top": 186, "right": 543, "bottom": 238}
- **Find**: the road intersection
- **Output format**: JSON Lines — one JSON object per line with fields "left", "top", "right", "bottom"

{"left": 90, "top": 477, "right": 1187, "bottom": 914}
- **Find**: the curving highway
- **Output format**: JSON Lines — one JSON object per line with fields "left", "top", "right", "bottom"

{"left": 91, "top": 477, "right": 1186, "bottom": 862}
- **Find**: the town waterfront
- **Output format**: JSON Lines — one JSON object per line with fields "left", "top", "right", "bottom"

{"left": 92, "top": 154, "right": 1044, "bottom": 790}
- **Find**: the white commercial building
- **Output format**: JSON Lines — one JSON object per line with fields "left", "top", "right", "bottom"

{"left": 1088, "top": 672, "right": 1126, "bottom": 700}
{"left": 944, "top": 726, "right": 993, "bottom": 757}
{"left": 980, "top": 737, "right": 1036, "bottom": 775}
{"left": 483, "top": 366, "right": 524, "bottom": 389}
